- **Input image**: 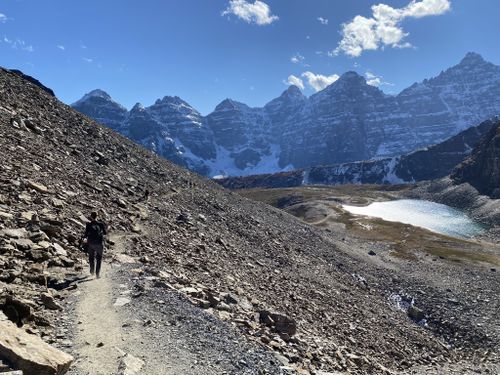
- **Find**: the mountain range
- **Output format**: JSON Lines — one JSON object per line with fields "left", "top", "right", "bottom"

{"left": 72, "top": 52, "right": 500, "bottom": 178}
{"left": 216, "top": 117, "right": 498, "bottom": 189}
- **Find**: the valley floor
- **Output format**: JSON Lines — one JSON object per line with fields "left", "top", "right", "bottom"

{"left": 238, "top": 184, "right": 500, "bottom": 373}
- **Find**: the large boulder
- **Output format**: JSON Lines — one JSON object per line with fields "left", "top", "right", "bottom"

{"left": 0, "top": 321, "right": 73, "bottom": 375}
{"left": 259, "top": 310, "right": 297, "bottom": 336}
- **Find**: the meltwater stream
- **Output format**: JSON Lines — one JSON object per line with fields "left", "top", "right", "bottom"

{"left": 343, "top": 199, "right": 485, "bottom": 238}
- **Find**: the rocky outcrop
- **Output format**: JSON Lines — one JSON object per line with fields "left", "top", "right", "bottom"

{"left": 217, "top": 118, "right": 496, "bottom": 189}
{"left": 452, "top": 119, "right": 500, "bottom": 198}
{"left": 0, "top": 321, "right": 73, "bottom": 375}
{"left": 73, "top": 53, "right": 500, "bottom": 177}
{"left": 8, "top": 69, "right": 55, "bottom": 97}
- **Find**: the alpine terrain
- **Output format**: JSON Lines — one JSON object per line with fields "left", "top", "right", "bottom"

{"left": 1, "top": 67, "right": 499, "bottom": 375}
{"left": 73, "top": 53, "right": 500, "bottom": 177}
{"left": 216, "top": 117, "right": 498, "bottom": 189}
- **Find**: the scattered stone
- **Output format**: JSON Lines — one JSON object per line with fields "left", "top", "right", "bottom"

{"left": 408, "top": 305, "right": 425, "bottom": 322}
{"left": 1, "top": 228, "right": 28, "bottom": 239}
{"left": 41, "top": 293, "right": 63, "bottom": 311}
{"left": 0, "top": 320, "right": 73, "bottom": 375}
{"left": 114, "top": 298, "right": 131, "bottom": 307}
{"left": 118, "top": 353, "right": 145, "bottom": 375}
{"left": 26, "top": 180, "right": 50, "bottom": 194}
{"left": 260, "top": 310, "right": 297, "bottom": 336}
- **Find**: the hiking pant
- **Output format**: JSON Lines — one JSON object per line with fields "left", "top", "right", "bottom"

{"left": 88, "top": 242, "right": 104, "bottom": 276}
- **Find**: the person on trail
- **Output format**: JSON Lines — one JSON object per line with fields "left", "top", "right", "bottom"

{"left": 82, "top": 211, "right": 107, "bottom": 278}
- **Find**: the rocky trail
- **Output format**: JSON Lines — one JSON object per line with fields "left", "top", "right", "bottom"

{"left": 67, "top": 233, "right": 283, "bottom": 375}
{"left": 69, "top": 233, "right": 138, "bottom": 375}
{"left": 1, "top": 67, "right": 499, "bottom": 374}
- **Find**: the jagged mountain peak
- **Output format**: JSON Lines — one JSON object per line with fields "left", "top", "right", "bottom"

{"left": 131, "top": 102, "right": 145, "bottom": 112}
{"left": 459, "top": 52, "right": 486, "bottom": 65}
{"left": 214, "top": 98, "right": 249, "bottom": 112}
{"left": 283, "top": 85, "right": 305, "bottom": 97}
{"left": 73, "top": 53, "right": 500, "bottom": 177}
{"left": 154, "top": 95, "right": 189, "bottom": 106}
{"left": 339, "top": 71, "right": 363, "bottom": 80}
{"left": 74, "top": 89, "right": 112, "bottom": 104}
{"left": 334, "top": 71, "right": 369, "bottom": 87}
{"left": 314, "top": 70, "right": 380, "bottom": 98}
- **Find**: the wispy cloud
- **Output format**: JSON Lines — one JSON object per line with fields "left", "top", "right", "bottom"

{"left": 0, "top": 13, "right": 7, "bottom": 23}
{"left": 222, "top": 0, "right": 278, "bottom": 25}
{"left": 290, "top": 53, "right": 305, "bottom": 64}
{"left": 284, "top": 75, "right": 305, "bottom": 90}
{"left": 2, "top": 36, "right": 34, "bottom": 52}
{"left": 82, "top": 57, "right": 93, "bottom": 63}
{"left": 317, "top": 17, "right": 329, "bottom": 25}
{"left": 365, "top": 71, "right": 394, "bottom": 87}
{"left": 334, "top": 0, "right": 451, "bottom": 57}
{"left": 80, "top": 43, "right": 87, "bottom": 49}
{"left": 57, "top": 45, "right": 65, "bottom": 51}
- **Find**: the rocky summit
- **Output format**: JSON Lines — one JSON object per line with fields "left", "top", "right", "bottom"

{"left": 1, "top": 67, "right": 499, "bottom": 375}
{"left": 73, "top": 53, "right": 500, "bottom": 177}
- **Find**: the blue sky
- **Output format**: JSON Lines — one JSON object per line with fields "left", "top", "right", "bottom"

{"left": 1, "top": 0, "right": 499, "bottom": 114}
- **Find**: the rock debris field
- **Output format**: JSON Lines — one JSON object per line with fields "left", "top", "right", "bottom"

{"left": 0, "top": 68, "right": 499, "bottom": 374}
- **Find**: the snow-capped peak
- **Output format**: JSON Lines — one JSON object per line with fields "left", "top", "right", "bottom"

{"left": 73, "top": 89, "right": 112, "bottom": 105}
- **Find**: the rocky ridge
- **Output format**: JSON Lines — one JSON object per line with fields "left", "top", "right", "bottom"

{"left": 0, "top": 67, "right": 498, "bottom": 374}
{"left": 73, "top": 53, "right": 500, "bottom": 177}
{"left": 216, "top": 118, "right": 497, "bottom": 190}
{"left": 452, "top": 119, "right": 500, "bottom": 198}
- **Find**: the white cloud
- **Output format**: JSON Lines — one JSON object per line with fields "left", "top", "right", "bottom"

{"left": 57, "top": 45, "right": 65, "bottom": 51}
{"left": 284, "top": 75, "right": 305, "bottom": 90}
{"left": 290, "top": 53, "right": 305, "bottom": 64}
{"left": 2, "top": 37, "right": 34, "bottom": 52}
{"left": 80, "top": 43, "right": 87, "bottom": 49}
{"left": 317, "top": 17, "right": 329, "bottom": 25}
{"left": 302, "top": 71, "right": 340, "bottom": 92}
{"left": 222, "top": 0, "right": 278, "bottom": 25}
{"left": 334, "top": 0, "right": 451, "bottom": 57}
{"left": 82, "top": 57, "right": 93, "bottom": 63}
{"left": 365, "top": 72, "right": 381, "bottom": 86}
{"left": 365, "top": 71, "right": 394, "bottom": 87}
{"left": 0, "top": 13, "right": 7, "bottom": 23}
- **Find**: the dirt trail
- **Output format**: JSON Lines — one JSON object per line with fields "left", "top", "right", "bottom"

{"left": 69, "top": 233, "right": 179, "bottom": 375}
{"left": 69, "top": 234, "right": 129, "bottom": 374}
{"left": 67, "top": 233, "right": 280, "bottom": 375}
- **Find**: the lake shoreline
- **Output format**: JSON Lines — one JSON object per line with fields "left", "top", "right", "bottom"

{"left": 342, "top": 199, "right": 485, "bottom": 239}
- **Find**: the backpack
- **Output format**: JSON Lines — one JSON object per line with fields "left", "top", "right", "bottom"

{"left": 87, "top": 221, "right": 104, "bottom": 243}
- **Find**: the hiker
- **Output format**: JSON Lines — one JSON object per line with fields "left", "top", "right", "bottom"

{"left": 81, "top": 211, "right": 107, "bottom": 278}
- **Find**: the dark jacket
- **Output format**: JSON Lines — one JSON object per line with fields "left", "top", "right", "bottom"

{"left": 84, "top": 220, "right": 107, "bottom": 244}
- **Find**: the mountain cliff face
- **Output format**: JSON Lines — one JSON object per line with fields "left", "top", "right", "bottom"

{"left": 452, "top": 119, "right": 500, "bottom": 198}
{"left": 73, "top": 53, "right": 500, "bottom": 177}
{"left": 217, "top": 118, "right": 496, "bottom": 189}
